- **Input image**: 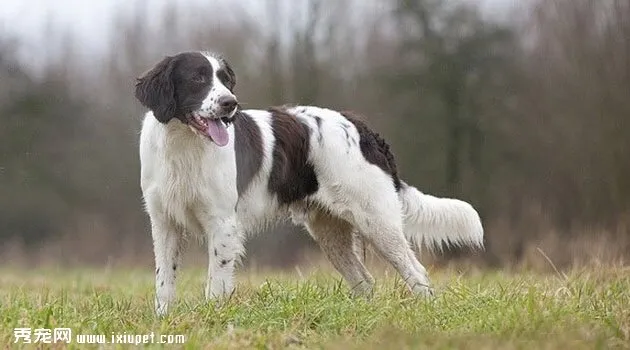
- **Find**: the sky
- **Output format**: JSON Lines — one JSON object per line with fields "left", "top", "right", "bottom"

{"left": 0, "top": 0, "right": 515, "bottom": 72}
{"left": 0, "top": 0, "right": 515, "bottom": 41}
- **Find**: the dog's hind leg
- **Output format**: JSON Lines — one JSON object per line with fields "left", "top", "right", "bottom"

{"left": 407, "top": 249, "right": 429, "bottom": 280}
{"left": 150, "top": 216, "right": 181, "bottom": 316}
{"left": 305, "top": 210, "right": 375, "bottom": 296}
{"left": 348, "top": 189, "right": 433, "bottom": 296}
{"left": 359, "top": 219, "right": 432, "bottom": 295}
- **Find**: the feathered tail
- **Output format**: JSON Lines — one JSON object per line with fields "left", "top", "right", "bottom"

{"left": 399, "top": 182, "right": 484, "bottom": 253}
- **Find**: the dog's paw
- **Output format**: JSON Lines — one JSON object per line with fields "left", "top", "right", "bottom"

{"left": 411, "top": 283, "right": 435, "bottom": 298}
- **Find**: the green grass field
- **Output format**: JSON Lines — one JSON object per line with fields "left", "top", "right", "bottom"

{"left": 0, "top": 265, "right": 628, "bottom": 349}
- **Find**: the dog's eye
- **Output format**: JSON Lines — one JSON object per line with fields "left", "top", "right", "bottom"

{"left": 216, "top": 70, "right": 234, "bottom": 89}
{"left": 192, "top": 75, "right": 207, "bottom": 84}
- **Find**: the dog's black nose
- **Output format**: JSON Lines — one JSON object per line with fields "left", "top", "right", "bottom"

{"left": 218, "top": 96, "right": 238, "bottom": 112}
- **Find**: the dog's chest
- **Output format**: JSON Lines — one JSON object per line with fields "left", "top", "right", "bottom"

{"left": 162, "top": 157, "right": 204, "bottom": 206}
{"left": 155, "top": 141, "right": 237, "bottom": 231}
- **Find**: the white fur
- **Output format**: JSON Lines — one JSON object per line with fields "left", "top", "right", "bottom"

{"left": 140, "top": 117, "right": 242, "bottom": 314}
{"left": 139, "top": 60, "right": 484, "bottom": 315}
{"left": 400, "top": 184, "right": 484, "bottom": 253}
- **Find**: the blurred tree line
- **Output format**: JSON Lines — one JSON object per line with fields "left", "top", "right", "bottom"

{"left": 1, "top": 0, "right": 628, "bottom": 268}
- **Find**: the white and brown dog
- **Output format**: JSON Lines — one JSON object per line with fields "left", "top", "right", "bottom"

{"left": 135, "top": 51, "right": 483, "bottom": 315}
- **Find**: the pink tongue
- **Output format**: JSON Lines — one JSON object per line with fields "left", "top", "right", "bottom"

{"left": 206, "top": 119, "right": 229, "bottom": 147}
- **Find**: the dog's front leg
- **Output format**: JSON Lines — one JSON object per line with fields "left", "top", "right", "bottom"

{"left": 205, "top": 215, "right": 243, "bottom": 300}
{"left": 150, "top": 217, "right": 180, "bottom": 316}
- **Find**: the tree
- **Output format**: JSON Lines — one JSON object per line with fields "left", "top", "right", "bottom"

{"left": 389, "top": 0, "right": 516, "bottom": 202}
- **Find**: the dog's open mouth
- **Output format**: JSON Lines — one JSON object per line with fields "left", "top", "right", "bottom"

{"left": 187, "top": 113, "right": 232, "bottom": 147}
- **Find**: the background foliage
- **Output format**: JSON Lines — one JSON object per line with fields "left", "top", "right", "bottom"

{"left": 1, "top": 0, "right": 629, "bottom": 269}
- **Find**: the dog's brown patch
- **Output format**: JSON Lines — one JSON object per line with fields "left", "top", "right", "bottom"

{"left": 234, "top": 111, "right": 264, "bottom": 195}
{"left": 341, "top": 111, "right": 401, "bottom": 191}
{"left": 268, "top": 107, "right": 319, "bottom": 204}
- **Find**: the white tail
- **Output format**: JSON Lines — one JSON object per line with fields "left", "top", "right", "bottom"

{"left": 399, "top": 182, "right": 484, "bottom": 253}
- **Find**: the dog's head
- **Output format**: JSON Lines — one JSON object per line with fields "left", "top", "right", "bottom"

{"left": 135, "top": 51, "right": 238, "bottom": 146}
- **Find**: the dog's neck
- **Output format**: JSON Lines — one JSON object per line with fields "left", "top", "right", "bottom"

{"left": 159, "top": 116, "right": 236, "bottom": 155}
{"left": 158, "top": 118, "right": 207, "bottom": 152}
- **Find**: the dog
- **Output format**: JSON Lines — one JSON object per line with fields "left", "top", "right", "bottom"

{"left": 134, "top": 51, "right": 484, "bottom": 315}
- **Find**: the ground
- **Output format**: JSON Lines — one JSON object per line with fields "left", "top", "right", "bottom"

{"left": 0, "top": 265, "right": 628, "bottom": 349}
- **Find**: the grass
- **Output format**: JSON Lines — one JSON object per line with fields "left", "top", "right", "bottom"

{"left": 0, "top": 265, "right": 629, "bottom": 349}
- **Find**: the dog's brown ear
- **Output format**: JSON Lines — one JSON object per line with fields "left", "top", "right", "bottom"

{"left": 135, "top": 56, "right": 177, "bottom": 123}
